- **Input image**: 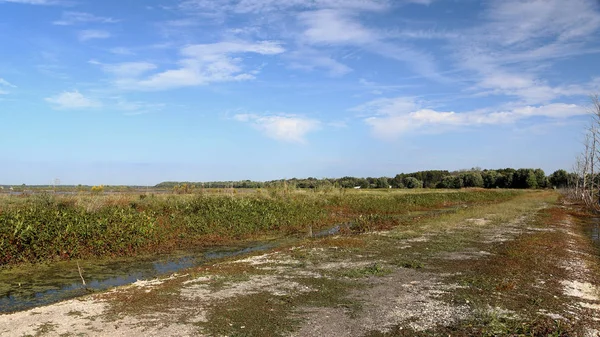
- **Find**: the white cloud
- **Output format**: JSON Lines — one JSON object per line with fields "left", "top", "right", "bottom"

{"left": 386, "top": 29, "right": 458, "bottom": 40}
{"left": 110, "top": 97, "right": 165, "bottom": 115}
{"left": 117, "top": 41, "right": 285, "bottom": 90}
{"left": 179, "top": 0, "right": 389, "bottom": 14}
{"left": 296, "top": 8, "right": 445, "bottom": 81}
{"left": 0, "top": 0, "right": 61, "bottom": 4}
{"left": 177, "top": 0, "right": 443, "bottom": 81}
{"left": 45, "top": 90, "right": 100, "bottom": 109}
{"left": 449, "top": 0, "right": 600, "bottom": 103}
{"left": 299, "top": 9, "right": 373, "bottom": 45}
{"left": 485, "top": 0, "right": 600, "bottom": 47}
{"left": 109, "top": 47, "right": 135, "bottom": 55}
{"left": 405, "top": 0, "right": 434, "bottom": 4}
{"left": 0, "top": 78, "right": 15, "bottom": 94}
{"left": 287, "top": 48, "right": 352, "bottom": 76}
{"left": 0, "top": 78, "right": 16, "bottom": 88}
{"left": 53, "top": 12, "right": 118, "bottom": 25}
{"left": 234, "top": 113, "right": 320, "bottom": 143}
{"left": 469, "top": 69, "right": 596, "bottom": 104}
{"left": 355, "top": 96, "right": 587, "bottom": 139}
{"left": 78, "top": 30, "right": 111, "bottom": 41}
{"left": 91, "top": 60, "right": 157, "bottom": 78}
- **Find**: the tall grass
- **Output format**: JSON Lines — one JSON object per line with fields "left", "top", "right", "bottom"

{"left": 0, "top": 189, "right": 522, "bottom": 266}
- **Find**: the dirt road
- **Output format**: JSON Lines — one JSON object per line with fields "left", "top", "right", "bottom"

{"left": 1, "top": 191, "right": 599, "bottom": 336}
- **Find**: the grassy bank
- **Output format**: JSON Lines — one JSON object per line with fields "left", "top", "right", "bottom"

{"left": 0, "top": 189, "right": 520, "bottom": 266}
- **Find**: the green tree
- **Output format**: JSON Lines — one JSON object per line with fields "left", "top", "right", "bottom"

{"left": 391, "top": 174, "right": 405, "bottom": 188}
{"left": 403, "top": 177, "right": 423, "bottom": 189}
{"left": 482, "top": 170, "right": 498, "bottom": 188}
{"left": 375, "top": 177, "right": 390, "bottom": 188}
{"left": 526, "top": 171, "right": 538, "bottom": 189}
{"left": 549, "top": 169, "right": 569, "bottom": 188}
{"left": 461, "top": 172, "right": 484, "bottom": 188}
{"left": 533, "top": 169, "right": 547, "bottom": 189}
{"left": 437, "top": 176, "right": 463, "bottom": 189}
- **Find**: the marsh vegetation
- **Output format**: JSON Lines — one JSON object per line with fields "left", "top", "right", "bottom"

{"left": 0, "top": 188, "right": 517, "bottom": 266}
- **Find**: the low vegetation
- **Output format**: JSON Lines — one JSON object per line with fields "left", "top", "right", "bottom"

{"left": 0, "top": 189, "right": 520, "bottom": 266}
{"left": 1, "top": 189, "right": 599, "bottom": 336}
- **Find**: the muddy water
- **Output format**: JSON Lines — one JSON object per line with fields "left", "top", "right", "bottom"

{"left": 0, "top": 243, "right": 274, "bottom": 314}
{"left": 583, "top": 217, "right": 600, "bottom": 248}
{"left": 0, "top": 205, "right": 461, "bottom": 314}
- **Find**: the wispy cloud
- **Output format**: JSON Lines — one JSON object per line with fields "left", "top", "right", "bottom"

{"left": 404, "top": 0, "right": 435, "bottom": 5}
{"left": 469, "top": 71, "right": 597, "bottom": 105}
{"left": 179, "top": 0, "right": 390, "bottom": 14}
{"left": 448, "top": 0, "right": 600, "bottom": 103}
{"left": 0, "top": 78, "right": 16, "bottom": 88}
{"left": 385, "top": 29, "right": 458, "bottom": 40}
{"left": 234, "top": 113, "right": 320, "bottom": 143}
{"left": 113, "top": 41, "right": 284, "bottom": 90}
{"left": 484, "top": 0, "right": 600, "bottom": 47}
{"left": 0, "top": 0, "right": 62, "bottom": 5}
{"left": 298, "top": 9, "right": 373, "bottom": 45}
{"left": 354, "top": 96, "right": 586, "bottom": 139}
{"left": 0, "top": 78, "right": 15, "bottom": 94}
{"left": 53, "top": 11, "right": 118, "bottom": 25}
{"left": 287, "top": 48, "right": 351, "bottom": 76}
{"left": 45, "top": 90, "right": 101, "bottom": 109}
{"left": 110, "top": 97, "right": 165, "bottom": 115}
{"left": 297, "top": 8, "right": 445, "bottom": 81}
{"left": 78, "top": 29, "right": 111, "bottom": 41}
{"left": 175, "top": 0, "right": 443, "bottom": 81}
{"left": 109, "top": 47, "right": 135, "bottom": 55}
{"left": 90, "top": 60, "right": 157, "bottom": 78}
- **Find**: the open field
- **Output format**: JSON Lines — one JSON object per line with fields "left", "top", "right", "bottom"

{"left": 1, "top": 189, "right": 599, "bottom": 336}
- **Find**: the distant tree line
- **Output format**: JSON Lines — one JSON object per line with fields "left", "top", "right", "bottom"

{"left": 156, "top": 167, "right": 571, "bottom": 191}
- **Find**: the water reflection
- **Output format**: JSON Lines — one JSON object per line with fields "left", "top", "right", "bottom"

{"left": 586, "top": 218, "right": 600, "bottom": 246}
{"left": 0, "top": 243, "right": 274, "bottom": 313}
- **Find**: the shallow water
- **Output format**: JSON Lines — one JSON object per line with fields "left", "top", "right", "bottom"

{"left": 584, "top": 217, "right": 600, "bottom": 248}
{"left": 0, "top": 205, "right": 461, "bottom": 314}
{"left": 0, "top": 243, "right": 274, "bottom": 313}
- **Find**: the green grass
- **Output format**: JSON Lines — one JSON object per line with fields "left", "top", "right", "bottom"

{"left": 340, "top": 263, "right": 393, "bottom": 278}
{"left": 0, "top": 189, "right": 523, "bottom": 266}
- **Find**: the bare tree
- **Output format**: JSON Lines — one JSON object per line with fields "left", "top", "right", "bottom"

{"left": 571, "top": 94, "right": 600, "bottom": 210}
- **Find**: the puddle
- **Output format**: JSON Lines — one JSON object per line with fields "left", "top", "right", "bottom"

{"left": 0, "top": 205, "right": 461, "bottom": 314}
{"left": 314, "top": 223, "right": 351, "bottom": 237}
{"left": 584, "top": 217, "right": 600, "bottom": 249}
{"left": 0, "top": 243, "right": 274, "bottom": 314}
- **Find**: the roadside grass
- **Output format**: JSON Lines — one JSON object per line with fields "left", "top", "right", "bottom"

{"left": 199, "top": 276, "right": 363, "bottom": 337}
{"left": 194, "top": 193, "right": 600, "bottom": 337}
{"left": 367, "top": 315, "right": 585, "bottom": 337}
{"left": 365, "top": 194, "right": 600, "bottom": 336}
{"left": 194, "top": 190, "right": 559, "bottom": 336}
{"left": 339, "top": 263, "right": 393, "bottom": 278}
{"left": 392, "top": 259, "right": 424, "bottom": 269}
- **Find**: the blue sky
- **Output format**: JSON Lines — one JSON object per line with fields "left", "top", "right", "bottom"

{"left": 1, "top": 0, "right": 599, "bottom": 185}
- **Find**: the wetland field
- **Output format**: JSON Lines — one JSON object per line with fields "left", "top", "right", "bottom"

{"left": 0, "top": 189, "right": 599, "bottom": 336}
